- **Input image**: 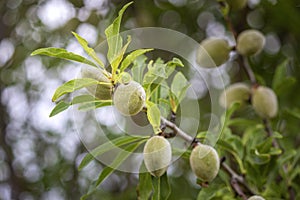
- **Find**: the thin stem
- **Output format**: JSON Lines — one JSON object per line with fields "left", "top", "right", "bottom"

{"left": 263, "top": 118, "right": 280, "bottom": 149}
{"left": 231, "top": 178, "right": 248, "bottom": 200}
{"left": 224, "top": 15, "right": 237, "bottom": 40}
{"left": 242, "top": 57, "right": 257, "bottom": 85}
{"left": 160, "top": 116, "right": 194, "bottom": 144}
{"left": 221, "top": 160, "right": 254, "bottom": 196}
{"left": 221, "top": 162, "right": 244, "bottom": 183}
{"left": 223, "top": 10, "right": 257, "bottom": 85}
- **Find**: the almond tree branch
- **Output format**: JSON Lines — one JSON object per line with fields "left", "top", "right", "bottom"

{"left": 160, "top": 116, "right": 252, "bottom": 198}
{"left": 221, "top": 158, "right": 254, "bottom": 198}
{"left": 160, "top": 116, "right": 194, "bottom": 144}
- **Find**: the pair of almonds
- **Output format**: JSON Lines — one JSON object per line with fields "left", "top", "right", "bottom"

{"left": 143, "top": 136, "right": 219, "bottom": 183}
{"left": 220, "top": 83, "right": 278, "bottom": 119}
{"left": 197, "top": 30, "right": 265, "bottom": 68}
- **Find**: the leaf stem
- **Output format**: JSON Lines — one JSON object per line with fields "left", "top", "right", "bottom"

{"left": 241, "top": 57, "right": 257, "bottom": 85}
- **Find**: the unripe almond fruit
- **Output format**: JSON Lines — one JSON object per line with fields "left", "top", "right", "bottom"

{"left": 226, "top": 0, "right": 247, "bottom": 11}
{"left": 219, "top": 83, "right": 251, "bottom": 109}
{"left": 143, "top": 136, "right": 172, "bottom": 177}
{"left": 189, "top": 144, "right": 220, "bottom": 182}
{"left": 248, "top": 195, "right": 265, "bottom": 200}
{"left": 197, "top": 38, "right": 231, "bottom": 68}
{"left": 236, "top": 30, "right": 265, "bottom": 56}
{"left": 81, "top": 67, "right": 112, "bottom": 100}
{"left": 113, "top": 81, "right": 146, "bottom": 116}
{"left": 252, "top": 86, "right": 278, "bottom": 118}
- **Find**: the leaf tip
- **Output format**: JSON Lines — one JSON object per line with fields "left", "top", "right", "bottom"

{"left": 30, "top": 50, "right": 38, "bottom": 56}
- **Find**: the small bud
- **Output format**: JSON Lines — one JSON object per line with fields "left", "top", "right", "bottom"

{"left": 143, "top": 136, "right": 172, "bottom": 177}
{"left": 219, "top": 83, "right": 251, "bottom": 108}
{"left": 252, "top": 86, "right": 278, "bottom": 118}
{"left": 189, "top": 144, "right": 220, "bottom": 182}
{"left": 81, "top": 67, "right": 112, "bottom": 100}
{"left": 119, "top": 72, "right": 132, "bottom": 84}
{"left": 113, "top": 81, "right": 146, "bottom": 116}
{"left": 197, "top": 38, "right": 231, "bottom": 68}
{"left": 236, "top": 29, "right": 265, "bottom": 56}
{"left": 248, "top": 195, "right": 265, "bottom": 200}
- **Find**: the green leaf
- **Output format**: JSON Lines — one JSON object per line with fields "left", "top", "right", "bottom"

{"left": 49, "top": 95, "right": 111, "bottom": 117}
{"left": 132, "top": 55, "right": 147, "bottom": 84}
{"left": 219, "top": 102, "right": 241, "bottom": 138}
{"left": 197, "top": 178, "right": 229, "bottom": 200}
{"left": 95, "top": 140, "right": 145, "bottom": 186}
{"left": 52, "top": 78, "right": 103, "bottom": 102}
{"left": 120, "top": 48, "right": 153, "bottom": 72}
{"left": 146, "top": 101, "right": 161, "bottom": 134}
{"left": 170, "top": 72, "right": 190, "bottom": 112}
{"left": 272, "top": 59, "right": 296, "bottom": 95}
{"left": 73, "top": 95, "right": 112, "bottom": 111}
{"left": 77, "top": 101, "right": 112, "bottom": 111}
{"left": 249, "top": 149, "right": 271, "bottom": 165}
{"left": 217, "top": 139, "right": 246, "bottom": 174}
{"left": 284, "top": 108, "right": 300, "bottom": 119}
{"left": 78, "top": 135, "right": 147, "bottom": 170}
{"left": 274, "top": 77, "right": 296, "bottom": 95}
{"left": 138, "top": 162, "right": 153, "bottom": 200}
{"left": 110, "top": 35, "right": 131, "bottom": 74}
{"left": 105, "top": 2, "right": 133, "bottom": 70}
{"left": 166, "top": 57, "right": 184, "bottom": 68}
{"left": 227, "top": 118, "right": 257, "bottom": 127}
{"left": 277, "top": 149, "right": 297, "bottom": 167}
{"left": 49, "top": 101, "right": 70, "bottom": 117}
{"left": 31, "top": 47, "right": 97, "bottom": 67}
{"left": 72, "top": 32, "right": 105, "bottom": 68}
{"left": 71, "top": 94, "right": 97, "bottom": 104}
{"left": 152, "top": 173, "right": 171, "bottom": 200}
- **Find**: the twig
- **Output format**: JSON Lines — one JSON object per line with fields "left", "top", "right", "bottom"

{"left": 231, "top": 178, "right": 248, "bottom": 200}
{"left": 160, "top": 116, "right": 194, "bottom": 144}
{"left": 221, "top": 159, "right": 254, "bottom": 197}
{"left": 262, "top": 118, "right": 280, "bottom": 149}
{"left": 242, "top": 57, "right": 257, "bottom": 85}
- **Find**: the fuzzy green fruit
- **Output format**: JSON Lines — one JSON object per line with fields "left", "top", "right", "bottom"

{"left": 190, "top": 144, "right": 220, "bottom": 182}
{"left": 113, "top": 81, "right": 146, "bottom": 116}
{"left": 248, "top": 195, "right": 265, "bottom": 200}
{"left": 236, "top": 30, "right": 265, "bottom": 56}
{"left": 219, "top": 83, "right": 251, "bottom": 109}
{"left": 252, "top": 86, "right": 278, "bottom": 118}
{"left": 143, "top": 136, "right": 172, "bottom": 177}
{"left": 81, "top": 67, "right": 112, "bottom": 100}
{"left": 197, "top": 38, "right": 231, "bottom": 68}
{"left": 226, "top": 0, "right": 247, "bottom": 11}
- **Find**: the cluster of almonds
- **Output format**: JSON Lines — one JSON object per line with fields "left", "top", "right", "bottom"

{"left": 196, "top": 25, "right": 277, "bottom": 119}
{"left": 81, "top": 67, "right": 220, "bottom": 183}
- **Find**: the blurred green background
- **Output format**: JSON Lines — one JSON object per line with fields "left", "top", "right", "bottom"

{"left": 0, "top": 0, "right": 300, "bottom": 199}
